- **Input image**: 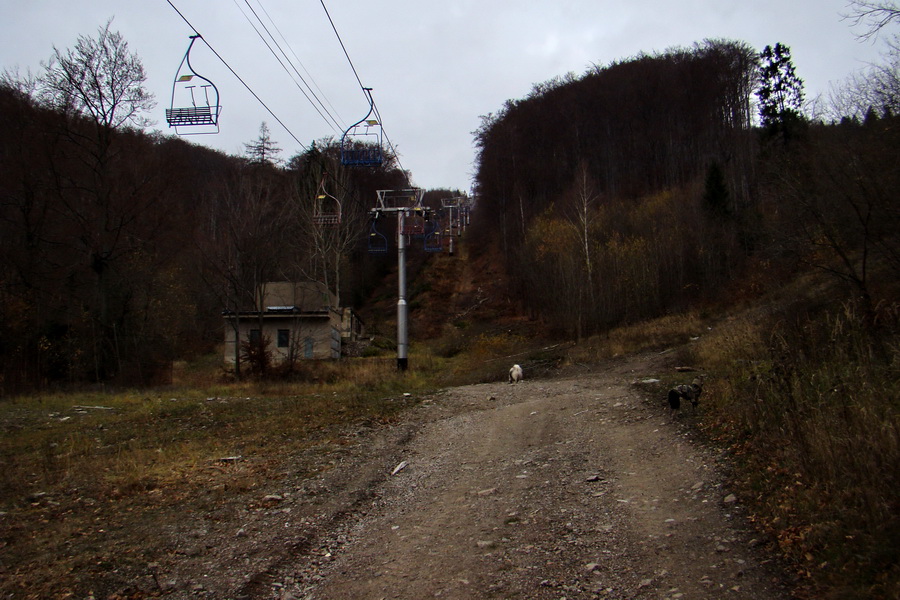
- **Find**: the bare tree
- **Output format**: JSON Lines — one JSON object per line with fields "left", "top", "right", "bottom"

{"left": 846, "top": 1, "right": 900, "bottom": 40}
{"left": 31, "top": 19, "right": 157, "bottom": 380}
{"left": 562, "top": 162, "right": 599, "bottom": 338}
{"left": 0, "top": 67, "right": 40, "bottom": 98}
{"left": 296, "top": 165, "right": 364, "bottom": 303}
{"left": 819, "top": 50, "right": 900, "bottom": 121}
{"left": 219, "top": 168, "right": 294, "bottom": 375}
{"left": 39, "top": 18, "right": 154, "bottom": 131}
{"left": 769, "top": 121, "right": 900, "bottom": 321}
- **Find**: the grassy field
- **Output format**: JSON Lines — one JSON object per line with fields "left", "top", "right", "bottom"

{"left": 2, "top": 356, "right": 433, "bottom": 509}
{"left": 0, "top": 353, "right": 450, "bottom": 597}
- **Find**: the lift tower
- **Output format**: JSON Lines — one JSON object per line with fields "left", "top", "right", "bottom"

{"left": 370, "top": 189, "right": 431, "bottom": 371}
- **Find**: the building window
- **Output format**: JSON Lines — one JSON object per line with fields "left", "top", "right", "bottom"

{"left": 304, "top": 337, "right": 314, "bottom": 359}
{"left": 249, "top": 329, "right": 261, "bottom": 344}
{"left": 277, "top": 329, "right": 289, "bottom": 348}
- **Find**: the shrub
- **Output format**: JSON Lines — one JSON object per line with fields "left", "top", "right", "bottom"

{"left": 239, "top": 333, "right": 273, "bottom": 376}
{"left": 697, "top": 299, "right": 900, "bottom": 598}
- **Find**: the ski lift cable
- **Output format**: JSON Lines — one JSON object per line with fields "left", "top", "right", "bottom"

{"left": 252, "top": 0, "right": 346, "bottom": 129}
{"left": 319, "top": 0, "right": 413, "bottom": 186}
{"left": 381, "top": 127, "right": 413, "bottom": 188}
{"left": 233, "top": 0, "right": 334, "bottom": 129}
{"left": 318, "top": 0, "right": 367, "bottom": 102}
{"left": 165, "top": 0, "right": 310, "bottom": 151}
{"left": 234, "top": 0, "right": 343, "bottom": 133}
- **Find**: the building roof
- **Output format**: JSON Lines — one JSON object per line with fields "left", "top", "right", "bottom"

{"left": 222, "top": 307, "right": 332, "bottom": 319}
{"left": 262, "top": 282, "right": 337, "bottom": 312}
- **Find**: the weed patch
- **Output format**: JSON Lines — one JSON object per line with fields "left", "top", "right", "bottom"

{"left": 695, "top": 300, "right": 900, "bottom": 599}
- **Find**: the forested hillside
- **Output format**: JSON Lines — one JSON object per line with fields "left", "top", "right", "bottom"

{"left": 0, "top": 73, "right": 426, "bottom": 391}
{"left": 470, "top": 39, "right": 898, "bottom": 338}
{"left": 2, "top": 27, "right": 898, "bottom": 393}
{"left": 2, "top": 13, "right": 899, "bottom": 597}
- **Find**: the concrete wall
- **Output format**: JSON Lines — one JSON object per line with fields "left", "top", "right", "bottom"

{"left": 224, "top": 313, "right": 340, "bottom": 364}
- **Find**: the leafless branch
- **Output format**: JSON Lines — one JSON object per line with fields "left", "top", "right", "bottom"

{"left": 844, "top": 0, "right": 900, "bottom": 41}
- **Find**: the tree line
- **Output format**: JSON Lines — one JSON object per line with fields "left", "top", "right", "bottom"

{"left": 470, "top": 37, "right": 899, "bottom": 338}
{"left": 0, "top": 22, "right": 455, "bottom": 392}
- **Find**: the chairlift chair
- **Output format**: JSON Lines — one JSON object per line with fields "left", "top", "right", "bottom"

{"left": 340, "top": 88, "right": 383, "bottom": 166}
{"left": 423, "top": 219, "right": 443, "bottom": 253}
{"left": 367, "top": 216, "right": 389, "bottom": 254}
{"left": 375, "top": 188, "right": 424, "bottom": 211}
{"left": 313, "top": 174, "right": 342, "bottom": 226}
{"left": 165, "top": 35, "right": 221, "bottom": 135}
{"left": 402, "top": 208, "right": 426, "bottom": 237}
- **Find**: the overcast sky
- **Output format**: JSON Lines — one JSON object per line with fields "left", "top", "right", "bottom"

{"left": 1, "top": 1, "right": 890, "bottom": 191}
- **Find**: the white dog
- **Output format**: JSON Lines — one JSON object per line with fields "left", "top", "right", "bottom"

{"left": 508, "top": 364, "right": 524, "bottom": 383}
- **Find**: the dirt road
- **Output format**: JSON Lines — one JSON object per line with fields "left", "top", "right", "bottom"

{"left": 189, "top": 352, "right": 789, "bottom": 600}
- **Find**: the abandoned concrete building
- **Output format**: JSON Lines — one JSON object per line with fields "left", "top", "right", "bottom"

{"left": 223, "top": 282, "right": 364, "bottom": 364}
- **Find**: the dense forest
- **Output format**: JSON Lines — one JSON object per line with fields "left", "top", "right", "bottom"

{"left": 0, "top": 23, "right": 471, "bottom": 391}
{"left": 470, "top": 38, "right": 899, "bottom": 339}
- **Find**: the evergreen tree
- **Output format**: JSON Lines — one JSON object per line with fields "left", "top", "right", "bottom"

{"left": 244, "top": 122, "right": 282, "bottom": 166}
{"left": 703, "top": 161, "right": 731, "bottom": 218}
{"left": 757, "top": 43, "right": 806, "bottom": 141}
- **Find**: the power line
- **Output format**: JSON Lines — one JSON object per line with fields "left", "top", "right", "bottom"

{"left": 167, "top": 0, "right": 413, "bottom": 181}
{"left": 318, "top": 0, "right": 367, "bottom": 103}
{"left": 381, "top": 130, "right": 404, "bottom": 173}
{"left": 253, "top": 0, "right": 346, "bottom": 129}
{"left": 164, "top": 0, "right": 309, "bottom": 152}
{"left": 318, "top": 0, "right": 413, "bottom": 187}
{"left": 233, "top": 0, "right": 337, "bottom": 131}
{"left": 233, "top": 0, "right": 344, "bottom": 133}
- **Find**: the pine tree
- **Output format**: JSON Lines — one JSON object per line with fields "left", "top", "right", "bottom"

{"left": 757, "top": 43, "right": 806, "bottom": 141}
{"left": 703, "top": 161, "right": 731, "bottom": 218}
{"left": 243, "top": 122, "right": 282, "bottom": 166}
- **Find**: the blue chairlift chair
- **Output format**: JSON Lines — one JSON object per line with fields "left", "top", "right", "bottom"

{"left": 340, "top": 88, "right": 383, "bottom": 167}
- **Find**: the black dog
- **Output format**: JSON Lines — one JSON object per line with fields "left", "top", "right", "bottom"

{"left": 668, "top": 377, "right": 703, "bottom": 418}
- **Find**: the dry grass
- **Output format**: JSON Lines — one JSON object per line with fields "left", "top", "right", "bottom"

{"left": 0, "top": 351, "right": 461, "bottom": 598}
{"left": 690, "top": 300, "right": 900, "bottom": 599}
{"left": 556, "top": 299, "right": 900, "bottom": 598}
{"left": 0, "top": 349, "right": 467, "bottom": 501}
{"left": 2, "top": 356, "right": 443, "bottom": 498}
{"left": 3, "top": 292, "right": 897, "bottom": 598}
{"left": 564, "top": 312, "right": 707, "bottom": 363}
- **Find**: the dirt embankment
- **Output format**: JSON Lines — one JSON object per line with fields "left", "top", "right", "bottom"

{"left": 147, "top": 351, "right": 789, "bottom": 599}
